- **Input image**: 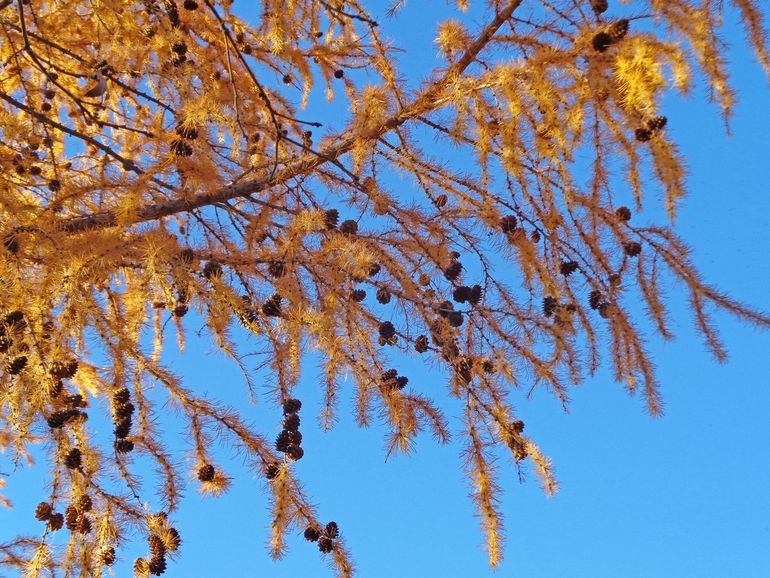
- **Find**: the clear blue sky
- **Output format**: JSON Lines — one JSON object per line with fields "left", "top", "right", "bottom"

{"left": 3, "top": 3, "right": 770, "bottom": 578}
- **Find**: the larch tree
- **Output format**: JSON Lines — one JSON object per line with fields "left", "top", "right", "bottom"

{"left": 0, "top": 0, "right": 769, "bottom": 575}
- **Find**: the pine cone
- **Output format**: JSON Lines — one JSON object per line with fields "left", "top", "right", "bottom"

{"left": 268, "top": 261, "right": 286, "bottom": 278}
{"left": 48, "top": 379, "right": 64, "bottom": 398}
{"left": 2, "top": 310, "right": 23, "bottom": 326}
{"left": 590, "top": 0, "right": 608, "bottom": 14}
{"left": 511, "top": 419, "right": 525, "bottom": 434}
{"left": 64, "top": 448, "right": 82, "bottom": 469}
{"left": 592, "top": 31, "right": 612, "bottom": 52}
{"left": 262, "top": 294, "right": 282, "bottom": 317}
{"left": 468, "top": 284, "right": 483, "bottom": 305}
{"left": 275, "top": 431, "right": 291, "bottom": 453}
{"left": 64, "top": 393, "right": 85, "bottom": 408}
{"left": 114, "top": 439, "right": 135, "bottom": 453}
{"left": 499, "top": 215, "right": 518, "bottom": 233}
{"left": 635, "top": 127, "right": 652, "bottom": 142}
{"left": 287, "top": 445, "right": 304, "bottom": 461}
{"left": 178, "top": 248, "right": 195, "bottom": 264}
{"left": 171, "top": 42, "right": 187, "bottom": 55}
{"left": 115, "top": 402, "right": 135, "bottom": 419}
{"left": 350, "top": 289, "right": 366, "bottom": 302}
{"left": 381, "top": 368, "right": 398, "bottom": 382}
{"left": 7, "top": 356, "right": 27, "bottom": 375}
{"left": 454, "top": 357, "right": 473, "bottom": 385}
{"left": 50, "top": 359, "right": 79, "bottom": 379}
{"left": 452, "top": 286, "right": 471, "bottom": 303}
{"left": 414, "top": 335, "right": 429, "bottom": 353}
{"left": 48, "top": 512, "right": 64, "bottom": 531}
{"left": 444, "top": 260, "right": 462, "bottom": 281}
{"left": 265, "top": 463, "right": 281, "bottom": 480}
{"left": 78, "top": 494, "right": 93, "bottom": 512}
{"left": 3, "top": 236, "right": 19, "bottom": 253}
{"left": 282, "top": 398, "right": 302, "bottom": 414}
{"left": 434, "top": 194, "right": 448, "bottom": 208}
{"left": 148, "top": 556, "right": 167, "bottom": 575}
{"left": 77, "top": 514, "right": 92, "bottom": 534}
{"left": 149, "top": 534, "right": 166, "bottom": 558}
{"left": 325, "top": 521, "right": 339, "bottom": 538}
{"left": 608, "top": 18, "right": 629, "bottom": 42}
{"left": 647, "top": 115, "right": 667, "bottom": 132}
{"left": 167, "top": 528, "right": 182, "bottom": 551}
{"left": 378, "top": 321, "right": 396, "bottom": 340}
{"left": 284, "top": 413, "right": 300, "bottom": 431}
{"left": 202, "top": 260, "right": 222, "bottom": 279}
{"left": 559, "top": 261, "right": 579, "bottom": 276}
{"left": 624, "top": 242, "right": 642, "bottom": 257}
{"left": 47, "top": 411, "right": 69, "bottom": 429}
{"left": 0, "top": 336, "right": 11, "bottom": 353}
{"left": 35, "top": 502, "right": 53, "bottom": 521}
{"left": 175, "top": 123, "right": 198, "bottom": 139}
{"left": 395, "top": 376, "right": 409, "bottom": 389}
{"left": 170, "top": 138, "right": 193, "bottom": 156}
{"left": 197, "top": 464, "right": 215, "bottom": 482}
{"left": 447, "top": 311, "right": 464, "bottom": 327}
{"left": 287, "top": 430, "right": 303, "bottom": 446}
{"left": 542, "top": 296, "right": 558, "bottom": 317}
{"left": 114, "top": 416, "right": 132, "bottom": 439}
{"left": 100, "top": 546, "right": 116, "bottom": 566}
{"left": 339, "top": 219, "right": 358, "bottom": 235}
{"left": 375, "top": 287, "right": 391, "bottom": 304}
{"left": 615, "top": 206, "right": 632, "bottom": 221}
{"left": 304, "top": 527, "right": 320, "bottom": 542}
{"left": 113, "top": 388, "right": 131, "bottom": 404}
{"left": 318, "top": 536, "right": 334, "bottom": 554}
{"left": 324, "top": 209, "right": 339, "bottom": 229}
{"left": 589, "top": 290, "right": 603, "bottom": 310}
{"left": 65, "top": 505, "right": 79, "bottom": 531}
{"left": 436, "top": 300, "right": 453, "bottom": 318}
{"left": 511, "top": 441, "right": 529, "bottom": 461}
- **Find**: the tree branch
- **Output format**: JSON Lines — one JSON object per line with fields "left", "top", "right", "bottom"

{"left": 57, "top": 0, "right": 524, "bottom": 233}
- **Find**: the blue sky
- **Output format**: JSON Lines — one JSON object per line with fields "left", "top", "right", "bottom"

{"left": 3, "top": 3, "right": 770, "bottom": 578}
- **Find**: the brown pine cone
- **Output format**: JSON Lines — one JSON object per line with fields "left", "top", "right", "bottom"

{"left": 197, "top": 464, "right": 215, "bottom": 482}
{"left": 35, "top": 502, "right": 53, "bottom": 521}
{"left": 414, "top": 335, "right": 429, "bottom": 353}
{"left": 48, "top": 512, "right": 64, "bottom": 531}
{"left": 318, "top": 536, "right": 334, "bottom": 554}
{"left": 64, "top": 448, "right": 82, "bottom": 469}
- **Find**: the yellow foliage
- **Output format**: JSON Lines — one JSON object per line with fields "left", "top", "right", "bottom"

{"left": 0, "top": 0, "right": 768, "bottom": 576}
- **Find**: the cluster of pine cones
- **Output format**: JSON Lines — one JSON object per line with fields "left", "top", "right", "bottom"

{"left": 34, "top": 501, "right": 64, "bottom": 532}
{"left": 507, "top": 420, "right": 528, "bottom": 461}
{"left": 635, "top": 115, "right": 667, "bottom": 142}
{"left": 592, "top": 18, "right": 629, "bottom": 52}
{"left": 1, "top": 309, "right": 24, "bottom": 329}
{"left": 275, "top": 398, "right": 304, "bottom": 461}
{"left": 380, "top": 368, "right": 408, "bottom": 390}
{"left": 1, "top": 311, "right": 27, "bottom": 372}
{"left": 133, "top": 515, "right": 181, "bottom": 576}
{"left": 304, "top": 521, "right": 340, "bottom": 554}
{"left": 46, "top": 365, "right": 88, "bottom": 429}
{"left": 112, "top": 388, "right": 135, "bottom": 453}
